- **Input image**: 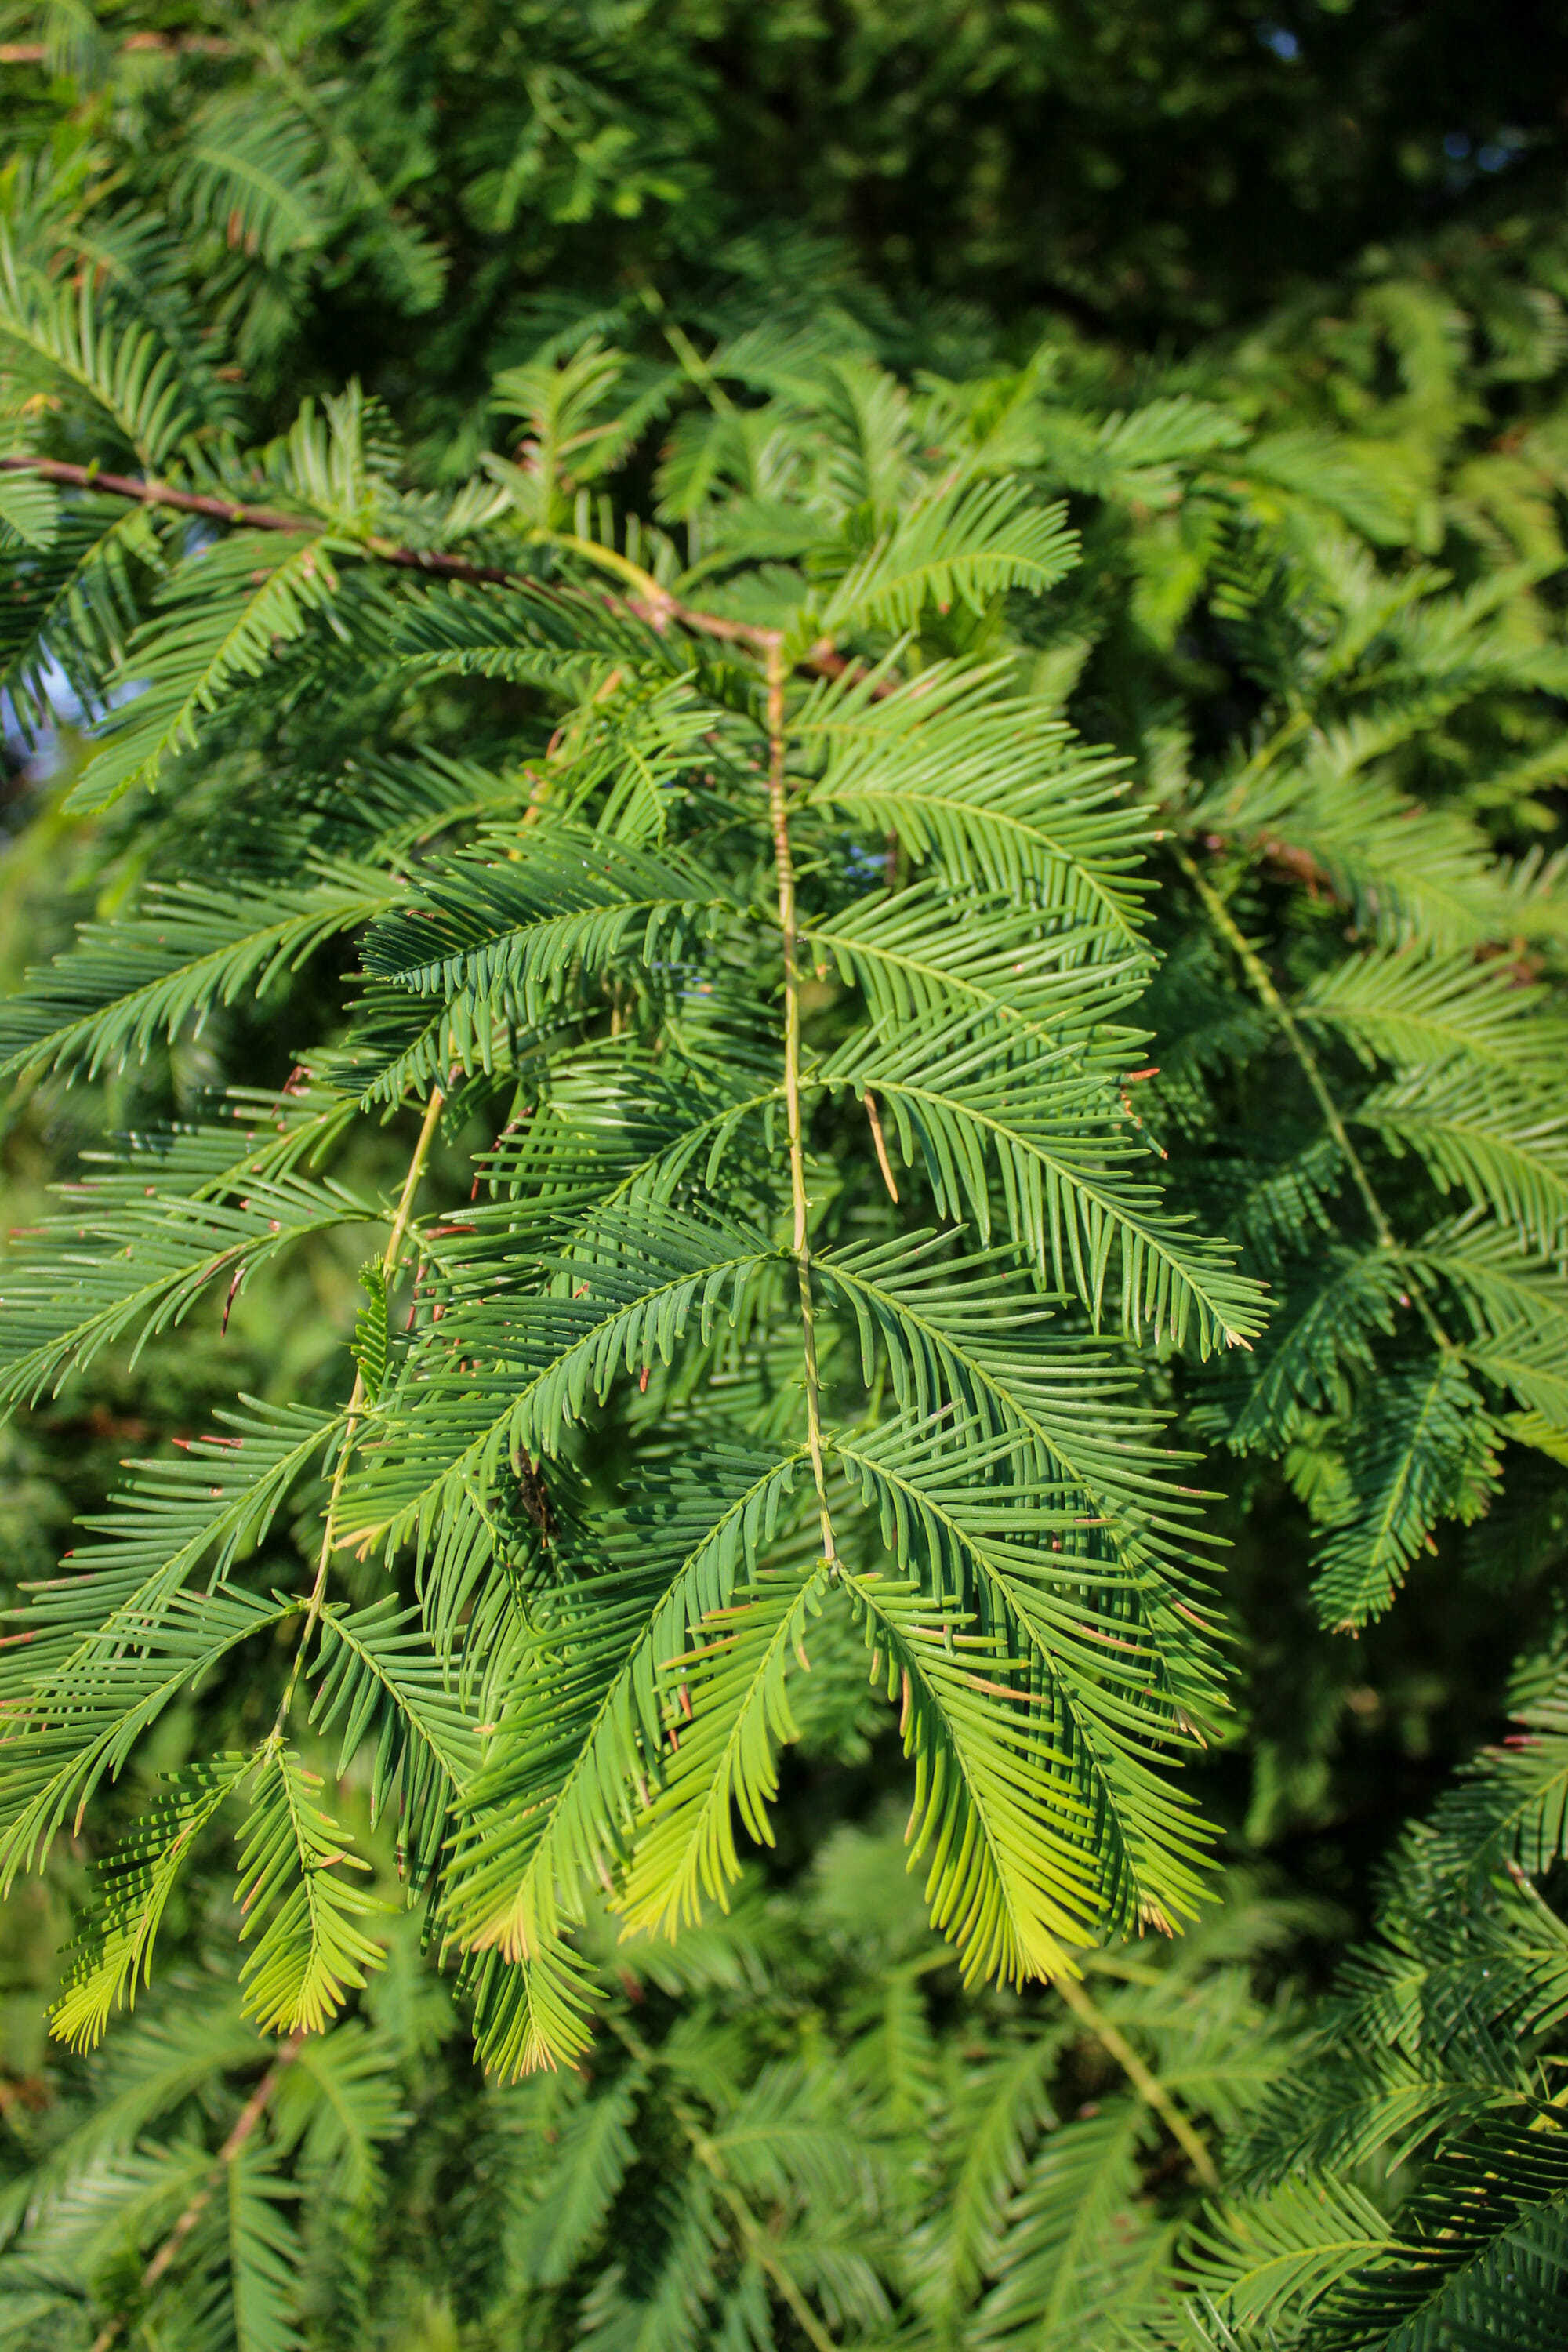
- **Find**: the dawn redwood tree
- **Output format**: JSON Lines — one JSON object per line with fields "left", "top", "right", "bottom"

{"left": 0, "top": 8, "right": 1566, "bottom": 2347}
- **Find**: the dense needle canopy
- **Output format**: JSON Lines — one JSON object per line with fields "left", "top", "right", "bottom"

{"left": 0, "top": 6, "right": 1566, "bottom": 2350}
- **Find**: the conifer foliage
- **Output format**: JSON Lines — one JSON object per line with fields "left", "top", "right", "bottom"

{"left": 2, "top": 6, "right": 1568, "bottom": 2348}
{"left": 0, "top": 234, "right": 1274, "bottom": 2075}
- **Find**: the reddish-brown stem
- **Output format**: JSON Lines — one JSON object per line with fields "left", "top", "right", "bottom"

{"left": 0, "top": 34, "right": 234, "bottom": 60}
{"left": 88, "top": 2034, "right": 303, "bottom": 2352}
{"left": 0, "top": 454, "right": 532, "bottom": 583}
{"left": 1, "top": 455, "right": 318, "bottom": 535}
{"left": 0, "top": 457, "right": 900, "bottom": 691}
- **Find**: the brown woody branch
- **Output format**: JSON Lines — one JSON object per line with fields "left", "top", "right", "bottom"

{"left": 0, "top": 453, "right": 732, "bottom": 615}
{"left": 0, "top": 454, "right": 520, "bottom": 585}
{"left": 0, "top": 454, "right": 897, "bottom": 689}
{"left": 87, "top": 2032, "right": 303, "bottom": 2352}
{"left": 0, "top": 34, "right": 234, "bottom": 62}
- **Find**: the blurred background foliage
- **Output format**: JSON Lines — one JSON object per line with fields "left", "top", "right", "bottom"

{"left": 1, "top": 2, "right": 1567, "bottom": 2346}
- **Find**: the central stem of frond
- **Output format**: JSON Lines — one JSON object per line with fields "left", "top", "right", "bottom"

{"left": 272, "top": 1083, "right": 446, "bottom": 1733}
{"left": 765, "top": 643, "right": 837, "bottom": 1569}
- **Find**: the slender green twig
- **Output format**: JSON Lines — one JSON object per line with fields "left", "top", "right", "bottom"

{"left": 766, "top": 639, "right": 837, "bottom": 1569}
{"left": 1051, "top": 1967, "right": 1219, "bottom": 2189}
{"left": 272, "top": 1086, "right": 446, "bottom": 1733}
{"left": 608, "top": 2013, "right": 841, "bottom": 2352}
{"left": 1169, "top": 835, "right": 1452, "bottom": 1351}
